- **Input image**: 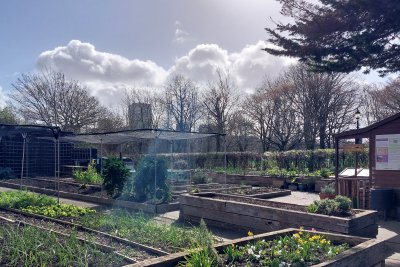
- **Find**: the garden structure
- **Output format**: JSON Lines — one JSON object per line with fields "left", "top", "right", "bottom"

{"left": 179, "top": 193, "right": 378, "bottom": 238}
{"left": 130, "top": 228, "right": 388, "bottom": 267}
{"left": 334, "top": 112, "right": 400, "bottom": 218}
{"left": 0, "top": 124, "right": 228, "bottom": 213}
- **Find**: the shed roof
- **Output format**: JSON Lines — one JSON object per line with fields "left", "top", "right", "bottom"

{"left": 334, "top": 112, "right": 400, "bottom": 140}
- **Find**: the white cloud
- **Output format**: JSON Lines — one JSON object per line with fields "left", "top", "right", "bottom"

{"left": 173, "top": 20, "right": 190, "bottom": 44}
{"left": 37, "top": 40, "right": 168, "bottom": 106}
{"left": 36, "top": 39, "right": 294, "bottom": 105}
{"left": 170, "top": 41, "right": 295, "bottom": 90}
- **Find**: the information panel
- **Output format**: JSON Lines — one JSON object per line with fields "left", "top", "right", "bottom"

{"left": 376, "top": 134, "right": 400, "bottom": 170}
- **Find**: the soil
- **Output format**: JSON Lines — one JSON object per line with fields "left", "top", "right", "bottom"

{"left": 4, "top": 178, "right": 108, "bottom": 197}
{"left": 203, "top": 193, "right": 358, "bottom": 217}
{"left": 2, "top": 178, "right": 178, "bottom": 203}
{"left": 0, "top": 208, "right": 160, "bottom": 264}
{"left": 215, "top": 186, "right": 283, "bottom": 196}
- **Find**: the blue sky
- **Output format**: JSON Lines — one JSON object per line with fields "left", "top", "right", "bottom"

{"left": 0, "top": 0, "right": 389, "bottom": 107}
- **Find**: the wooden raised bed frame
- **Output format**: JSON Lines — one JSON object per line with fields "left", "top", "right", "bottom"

{"left": 179, "top": 193, "right": 378, "bottom": 238}
{"left": 0, "top": 180, "right": 178, "bottom": 214}
{"left": 126, "top": 228, "right": 389, "bottom": 267}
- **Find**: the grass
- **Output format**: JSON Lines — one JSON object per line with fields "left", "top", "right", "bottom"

{"left": 0, "top": 223, "right": 126, "bottom": 267}
{"left": 78, "top": 209, "right": 215, "bottom": 253}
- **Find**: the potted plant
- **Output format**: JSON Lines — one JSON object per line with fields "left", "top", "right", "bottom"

{"left": 319, "top": 183, "right": 336, "bottom": 199}
{"left": 298, "top": 182, "right": 308, "bottom": 191}
{"left": 304, "top": 176, "right": 317, "bottom": 192}
{"left": 288, "top": 177, "right": 298, "bottom": 191}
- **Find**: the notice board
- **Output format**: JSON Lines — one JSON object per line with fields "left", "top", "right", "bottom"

{"left": 376, "top": 134, "right": 400, "bottom": 170}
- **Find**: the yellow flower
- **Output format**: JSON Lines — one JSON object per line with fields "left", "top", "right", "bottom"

{"left": 293, "top": 233, "right": 300, "bottom": 239}
{"left": 248, "top": 231, "right": 254, "bottom": 237}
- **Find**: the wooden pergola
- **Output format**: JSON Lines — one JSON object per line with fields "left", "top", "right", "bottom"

{"left": 334, "top": 112, "right": 400, "bottom": 208}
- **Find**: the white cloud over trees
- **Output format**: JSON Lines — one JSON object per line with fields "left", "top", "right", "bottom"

{"left": 36, "top": 39, "right": 294, "bottom": 106}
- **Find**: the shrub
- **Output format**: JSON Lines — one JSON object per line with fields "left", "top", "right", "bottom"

{"left": 315, "top": 199, "right": 338, "bottom": 215}
{"left": 191, "top": 170, "right": 209, "bottom": 184}
{"left": 103, "top": 157, "right": 130, "bottom": 198}
{"left": 73, "top": 160, "right": 103, "bottom": 185}
{"left": 133, "top": 156, "right": 171, "bottom": 203}
{"left": 0, "top": 167, "right": 15, "bottom": 179}
{"left": 321, "top": 183, "right": 335, "bottom": 194}
{"left": 307, "top": 195, "right": 352, "bottom": 216}
{"left": 334, "top": 195, "right": 352, "bottom": 215}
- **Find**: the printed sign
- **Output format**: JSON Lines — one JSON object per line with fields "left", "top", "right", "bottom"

{"left": 376, "top": 134, "right": 400, "bottom": 170}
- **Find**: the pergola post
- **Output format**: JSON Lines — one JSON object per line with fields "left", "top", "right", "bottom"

{"left": 154, "top": 134, "right": 158, "bottom": 199}
{"left": 20, "top": 133, "right": 27, "bottom": 189}
{"left": 224, "top": 135, "right": 227, "bottom": 185}
{"left": 335, "top": 137, "right": 339, "bottom": 195}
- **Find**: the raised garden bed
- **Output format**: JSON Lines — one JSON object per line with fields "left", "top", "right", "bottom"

{"left": 0, "top": 179, "right": 179, "bottom": 214}
{"left": 179, "top": 193, "right": 378, "bottom": 238}
{"left": 129, "top": 228, "right": 389, "bottom": 267}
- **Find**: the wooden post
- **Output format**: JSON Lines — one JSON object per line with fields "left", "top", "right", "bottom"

{"left": 335, "top": 137, "right": 339, "bottom": 195}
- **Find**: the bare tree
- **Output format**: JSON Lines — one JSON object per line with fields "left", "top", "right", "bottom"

{"left": 203, "top": 70, "right": 238, "bottom": 151}
{"left": 284, "top": 64, "right": 358, "bottom": 149}
{"left": 243, "top": 84, "right": 276, "bottom": 152}
{"left": 363, "top": 78, "right": 400, "bottom": 123}
{"left": 164, "top": 74, "right": 201, "bottom": 132}
{"left": 10, "top": 71, "right": 104, "bottom": 132}
{"left": 244, "top": 80, "right": 302, "bottom": 152}
{"left": 94, "top": 108, "right": 125, "bottom": 132}
{"left": 228, "top": 110, "right": 253, "bottom": 152}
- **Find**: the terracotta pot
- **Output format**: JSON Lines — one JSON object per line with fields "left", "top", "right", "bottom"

{"left": 319, "top": 192, "right": 336, "bottom": 199}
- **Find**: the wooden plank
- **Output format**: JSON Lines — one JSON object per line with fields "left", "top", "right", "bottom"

{"left": 343, "top": 144, "right": 365, "bottom": 152}
{"left": 126, "top": 229, "right": 385, "bottom": 267}
{"left": 180, "top": 204, "right": 281, "bottom": 232}
{"left": 179, "top": 193, "right": 378, "bottom": 236}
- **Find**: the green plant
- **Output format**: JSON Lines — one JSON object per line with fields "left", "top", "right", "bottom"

{"left": 224, "top": 244, "right": 242, "bottom": 263}
{"left": 314, "top": 199, "right": 338, "bottom": 215}
{"left": 180, "top": 228, "right": 349, "bottom": 266}
{"left": 73, "top": 160, "right": 103, "bottom": 185}
{"left": 178, "top": 246, "right": 216, "bottom": 267}
{"left": 22, "top": 203, "right": 95, "bottom": 218}
{"left": 191, "top": 171, "right": 208, "bottom": 184}
{"left": 0, "top": 167, "right": 15, "bottom": 179}
{"left": 320, "top": 168, "right": 334, "bottom": 178}
{"left": 133, "top": 156, "right": 171, "bottom": 203}
{"left": 78, "top": 210, "right": 215, "bottom": 253}
{"left": 0, "top": 190, "right": 57, "bottom": 209}
{"left": 307, "top": 196, "right": 352, "bottom": 216}
{"left": 307, "top": 203, "right": 318, "bottom": 213}
{"left": 334, "top": 195, "right": 352, "bottom": 215}
{"left": 321, "top": 183, "right": 335, "bottom": 194}
{"left": 103, "top": 157, "right": 130, "bottom": 198}
{"left": 0, "top": 224, "right": 125, "bottom": 267}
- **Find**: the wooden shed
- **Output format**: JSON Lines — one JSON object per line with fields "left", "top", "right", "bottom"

{"left": 334, "top": 112, "right": 400, "bottom": 217}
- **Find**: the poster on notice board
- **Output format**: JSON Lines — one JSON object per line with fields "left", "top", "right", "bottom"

{"left": 376, "top": 134, "right": 400, "bottom": 170}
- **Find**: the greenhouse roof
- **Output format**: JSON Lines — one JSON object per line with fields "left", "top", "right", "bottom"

{"left": 0, "top": 124, "right": 61, "bottom": 138}
{"left": 0, "top": 124, "right": 224, "bottom": 144}
{"left": 59, "top": 128, "right": 225, "bottom": 144}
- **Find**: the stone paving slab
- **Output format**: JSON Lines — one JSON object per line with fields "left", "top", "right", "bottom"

{"left": 268, "top": 191, "right": 320, "bottom": 206}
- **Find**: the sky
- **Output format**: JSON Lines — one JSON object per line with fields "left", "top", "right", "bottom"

{"left": 0, "top": 0, "right": 390, "bottom": 107}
